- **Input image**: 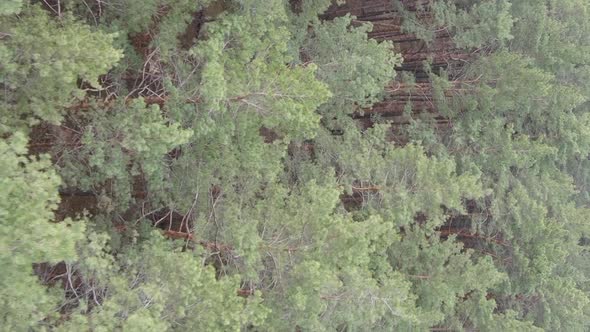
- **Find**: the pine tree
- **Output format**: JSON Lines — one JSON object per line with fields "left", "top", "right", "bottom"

{"left": 0, "top": 132, "right": 84, "bottom": 330}
{"left": 2, "top": 0, "right": 590, "bottom": 330}
{"left": 0, "top": 5, "right": 122, "bottom": 131}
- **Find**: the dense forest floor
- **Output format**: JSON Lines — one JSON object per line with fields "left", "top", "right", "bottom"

{"left": 2, "top": 0, "right": 590, "bottom": 330}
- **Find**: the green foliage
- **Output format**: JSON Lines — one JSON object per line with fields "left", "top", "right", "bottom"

{"left": 393, "top": 0, "right": 514, "bottom": 48}
{"left": 432, "top": 0, "right": 514, "bottom": 48}
{"left": 510, "top": 0, "right": 590, "bottom": 72}
{"left": 2, "top": 0, "right": 590, "bottom": 330}
{"left": 313, "top": 122, "right": 483, "bottom": 225}
{"left": 192, "top": 1, "right": 331, "bottom": 136}
{"left": 286, "top": 121, "right": 504, "bottom": 329}
{"left": 150, "top": 0, "right": 331, "bottom": 213}
{"left": 222, "top": 177, "right": 422, "bottom": 331}
{"left": 376, "top": 0, "right": 590, "bottom": 329}
{"left": 156, "top": 0, "right": 212, "bottom": 56}
{"left": 399, "top": 0, "right": 590, "bottom": 329}
{"left": 0, "top": 132, "right": 84, "bottom": 330}
{"left": 56, "top": 99, "right": 192, "bottom": 210}
{"left": 0, "top": 6, "right": 122, "bottom": 130}
{"left": 390, "top": 230, "right": 504, "bottom": 329}
{"left": 302, "top": 15, "right": 401, "bottom": 110}
{"left": 57, "top": 232, "right": 268, "bottom": 331}
{"left": 0, "top": 0, "right": 22, "bottom": 15}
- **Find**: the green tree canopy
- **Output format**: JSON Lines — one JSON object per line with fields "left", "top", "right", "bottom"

{"left": 2, "top": 0, "right": 590, "bottom": 330}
